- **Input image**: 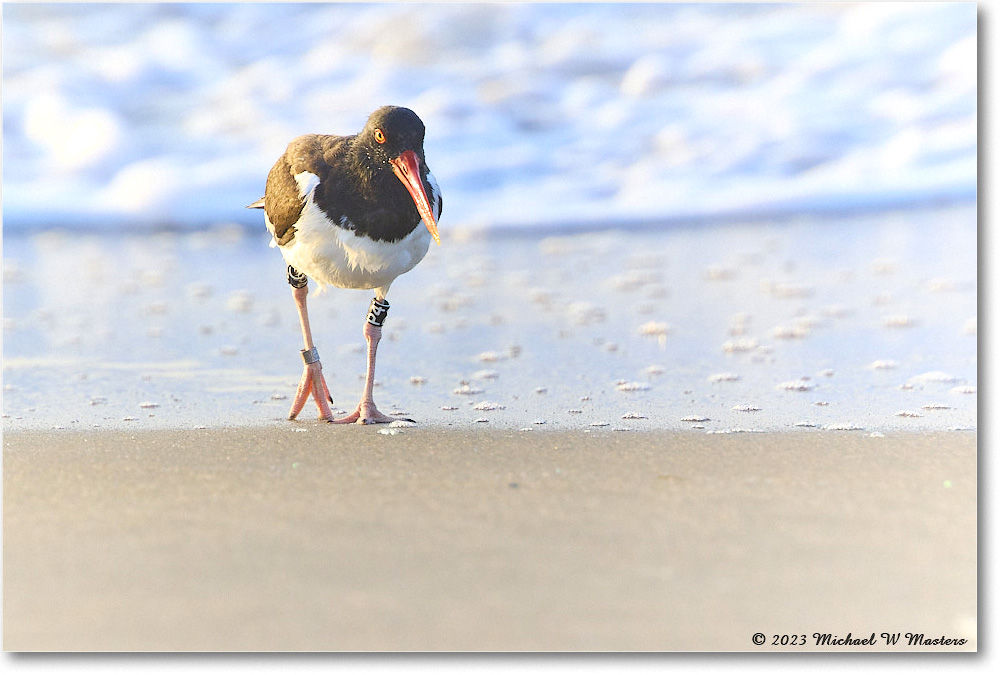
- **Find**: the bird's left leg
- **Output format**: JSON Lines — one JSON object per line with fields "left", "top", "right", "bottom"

{"left": 334, "top": 296, "right": 404, "bottom": 425}
{"left": 286, "top": 267, "right": 334, "bottom": 422}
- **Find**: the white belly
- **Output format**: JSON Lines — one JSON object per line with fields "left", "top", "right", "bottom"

{"left": 269, "top": 191, "right": 432, "bottom": 293}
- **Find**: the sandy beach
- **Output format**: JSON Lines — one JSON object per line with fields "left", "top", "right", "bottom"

{"left": 3, "top": 2, "right": 980, "bottom": 658}
{"left": 2, "top": 205, "right": 980, "bottom": 653}
{"left": 2, "top": 206, "right": 978, "bottom": 435}
{"left": 3, "top": 426, "right": 976, "bottom": 652}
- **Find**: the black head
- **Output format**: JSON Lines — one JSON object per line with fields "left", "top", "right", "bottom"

{"left": 359, "top": 106, "right": 427, "bottom": 165}
{"left": 356, "top": 106, "right": 440, "bottom": 245}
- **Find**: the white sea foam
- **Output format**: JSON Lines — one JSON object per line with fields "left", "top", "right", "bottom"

{"left": 3, "top": 3, "right": 976, "bottom": 232}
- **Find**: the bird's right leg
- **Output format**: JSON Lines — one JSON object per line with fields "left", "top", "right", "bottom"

{"left": 286, "top": 266, "right": 334, "bottom": 422}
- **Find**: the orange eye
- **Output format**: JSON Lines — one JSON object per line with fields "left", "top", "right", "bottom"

{"left": 374, "top": 129, "right": 386, "bottom": 144}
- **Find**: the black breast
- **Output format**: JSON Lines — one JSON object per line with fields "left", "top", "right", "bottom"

{"left": 265, "top": 135, "right": 425, "bottom": 245}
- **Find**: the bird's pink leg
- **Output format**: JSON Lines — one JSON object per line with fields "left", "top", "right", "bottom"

{"left": 334, "top": 320, "right": 400, "bottom": 425}
{"left": 287, "top": 284, "right": 334, "bottom": 422}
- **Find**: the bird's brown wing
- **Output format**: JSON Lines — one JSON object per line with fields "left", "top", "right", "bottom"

{"left": 260, "top": 134, "right": 350, "bottom": 246}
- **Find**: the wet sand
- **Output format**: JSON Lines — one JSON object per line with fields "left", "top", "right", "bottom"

{"left": 3, "top": 427, "right": 976, "bottom": 652}
{"left": 2, "top": 206, "right": 978, "bottom": 434}
{"left": 2, "top": 206, "right": 979, "bottom": 651}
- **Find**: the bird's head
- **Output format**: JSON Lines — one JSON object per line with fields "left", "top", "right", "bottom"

{"left": 359, "top": 106, "right": 440, "bottom": 245}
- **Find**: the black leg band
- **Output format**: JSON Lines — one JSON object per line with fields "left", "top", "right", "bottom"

{"left": 287, "top": 265, "right": 308, "bottom": 288}
{"left": 366, "top": 297, "right": 390, "bottom": 327}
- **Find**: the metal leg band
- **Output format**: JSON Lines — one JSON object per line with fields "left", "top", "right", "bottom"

{"left": 301, "top": 347, "right": 320, "bottom": 364}
{"left": 366, "top": 297, "right": 390, "bottom": 327}
{"left": 287, "top": 265, "right": 308, "bottom": 289}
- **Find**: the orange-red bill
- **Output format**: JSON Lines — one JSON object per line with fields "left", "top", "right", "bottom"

{"left": 390, "top": 150, "right": 440, "bottom": 245}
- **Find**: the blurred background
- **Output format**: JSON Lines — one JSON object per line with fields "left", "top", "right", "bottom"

{"left": 0, "top": 6, "right": 984, "bottom": 659}
{"left": 1, "top": 2, "right": 979, "bottom": 432}
{"left": 2, "top": 1, "right": 977, "bottom": 233}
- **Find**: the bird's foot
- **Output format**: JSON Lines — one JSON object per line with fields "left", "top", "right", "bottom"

{"left": 288, "top": 361, "right": 335, "bottom": 422}
{"left": 332, "top": 401, "right": 413, "bottom": 425}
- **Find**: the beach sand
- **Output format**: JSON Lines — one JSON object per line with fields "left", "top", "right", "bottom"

{"left": 4, "top": 426, "right": 976, "bottom": 652}
{"left": 2, "top": 206, "right": 978, "bottom": 434}
{"left": 2, "top": 205, "right": 978, "bottom": 651}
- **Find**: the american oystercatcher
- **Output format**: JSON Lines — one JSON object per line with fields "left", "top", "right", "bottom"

{"left": 247, "top": 106, "right": 441, "bottom": 424}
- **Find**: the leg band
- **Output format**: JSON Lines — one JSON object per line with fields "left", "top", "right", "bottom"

{"left": 287, "top": 265, "right": 308, "bottom": 289}
{"left": 366, "top": 297, "right": 390, "bottom": 327}
{"left": 301, "top": 347, "right": 320, "bottom": 364}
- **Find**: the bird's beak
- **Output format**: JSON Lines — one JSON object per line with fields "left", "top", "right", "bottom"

{"left": 390, "top": 150, "right": 440, "bottom": 245}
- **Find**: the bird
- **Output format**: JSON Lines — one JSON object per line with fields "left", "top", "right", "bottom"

{"left": 247, "top": 105, "right": 441, "bottom": 424}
